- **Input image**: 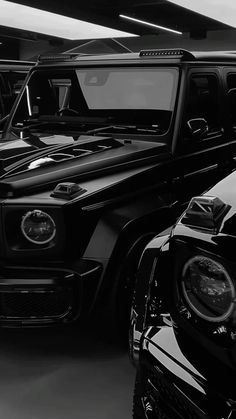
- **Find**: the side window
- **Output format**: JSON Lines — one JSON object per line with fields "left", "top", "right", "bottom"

{"left": 183, "top": 74, "right": 220, "bottom": 139}
{"left": 226, "top": 73, "right": 236, "bottom": 127}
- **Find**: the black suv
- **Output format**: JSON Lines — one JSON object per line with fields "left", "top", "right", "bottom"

{"left": 0, "top": 48, "right": 235, "bottom": 328}
{"left": 131, "top": 170, "right": 236, "bottom": 419}
{"left": 0, "top": 59, "right": 33, "bottom": 121}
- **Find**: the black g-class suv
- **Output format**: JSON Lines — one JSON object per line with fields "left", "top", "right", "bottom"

{"left": 0, "top": 49, "right": 235, "bottom": 330}
{"left": 131, "top": 170, "right": 236, "bottom": 419}
{"left": 0, "top": 59, "right": 33, "bottom": 121}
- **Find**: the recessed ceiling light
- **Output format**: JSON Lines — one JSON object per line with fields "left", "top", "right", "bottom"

{"left": 0, "top": 1, "right": 137, "bottom": 40}
{"left": 119, "top": 14, "right": 183, "bottom": 35}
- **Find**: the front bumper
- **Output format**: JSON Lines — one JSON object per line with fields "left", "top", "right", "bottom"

{"left": 137, "top": 326, "right": 236, "bottom": 419}
{"left": 0, "top": 260, "right": 102, "bottom": 327}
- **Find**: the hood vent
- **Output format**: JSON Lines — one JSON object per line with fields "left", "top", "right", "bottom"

{"left": 4, "top": 137, "right": 121, "bottom": 177}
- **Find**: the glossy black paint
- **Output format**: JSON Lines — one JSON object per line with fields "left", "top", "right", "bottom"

{"left": 132, "top": 169, "right": 236, "bottom": 418}
{"left": 1, "top": 51, "right": 236, "bottom": 328}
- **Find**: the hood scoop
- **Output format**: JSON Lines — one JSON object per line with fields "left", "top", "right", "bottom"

{"left": 0, "top": 138, "right": 167, "bottom": 198}
{"left": 28, "top": 145, "right": 111, "bottom": 170}
{"left": 4, "top": 137, "right": 121, "bottom": 177}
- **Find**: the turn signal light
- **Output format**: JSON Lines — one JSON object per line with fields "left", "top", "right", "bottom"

{"left": 181, "top": 196, "right": 230, "bottom": 233}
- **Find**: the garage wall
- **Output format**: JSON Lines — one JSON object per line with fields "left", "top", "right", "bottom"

{"left": 126, "top": 30, "right": 236, "bottom": 52}
{"left": 0, "top": 38, "right": 19, "bottom": 59}
{"left": 19, "top": 40, "right": 59, "bottom": 61}
{"left": 19, "top": 29, "right": 236, "bottom": 60}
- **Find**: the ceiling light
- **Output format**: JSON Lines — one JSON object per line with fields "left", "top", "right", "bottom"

{"left": 119, "top": 14, "right": 182, "bottom": 35}
{"left": 0, "top": 1, "right": 137, "bottom": 40}
{"left": 167, "top": 0, "right": 236, "bottom": 29}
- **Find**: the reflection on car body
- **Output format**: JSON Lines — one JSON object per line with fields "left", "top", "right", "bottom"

{"left": 131, "top": 169, "right": 236, "bottom": 418}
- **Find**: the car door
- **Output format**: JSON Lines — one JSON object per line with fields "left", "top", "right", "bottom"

{"left": 173, "top": 67, "right": 233, "bottom": 203}
{"left": 222, "top": 68, "right": 236, "bottom": 154}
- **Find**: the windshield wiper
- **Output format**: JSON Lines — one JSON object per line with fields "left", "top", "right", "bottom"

{"left": 86, "top": 124, "right": 160, "bottom": 135}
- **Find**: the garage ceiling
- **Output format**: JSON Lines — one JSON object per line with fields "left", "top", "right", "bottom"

{"left": 2, "top": 0, "right": 231, "bottom": 42}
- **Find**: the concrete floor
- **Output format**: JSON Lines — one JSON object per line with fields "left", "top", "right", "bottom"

{"left": 0, "top": 326, "right": 135, "bottom": 419}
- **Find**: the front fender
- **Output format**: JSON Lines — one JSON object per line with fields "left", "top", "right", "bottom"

{"left": 129, "top": 230, "right": 171, "bottom": 365}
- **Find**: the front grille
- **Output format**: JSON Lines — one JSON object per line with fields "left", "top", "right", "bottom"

{"left": 0, "top": 288, "right": 73, "bottom": 320}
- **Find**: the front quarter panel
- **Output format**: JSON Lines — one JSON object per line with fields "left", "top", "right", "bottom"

{"left": 140, "top": 325, "right": 236, "bottom": 419}
{"left": 129, "top": 230, "right": 172, "bottom": 365}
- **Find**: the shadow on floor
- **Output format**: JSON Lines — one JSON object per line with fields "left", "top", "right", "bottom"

{"left": 0, "top": 323, "right": 135, "bottom": 419}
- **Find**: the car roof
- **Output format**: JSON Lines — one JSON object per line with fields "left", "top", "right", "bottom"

{"left": 36, "top": 49, "right": 236, "bottom": 67}
{"left": 0, "top": 59, "right": 34, "bottom": 67}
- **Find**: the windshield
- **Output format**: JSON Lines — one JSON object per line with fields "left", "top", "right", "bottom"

{"left": 9, "top": 66, "right": 179, "bottom": 143}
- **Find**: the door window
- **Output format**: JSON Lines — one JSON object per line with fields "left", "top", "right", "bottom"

{"left": 182, "top": 74, "right": 221, "bottom": 140}
{"left": 226, "top": 73, "right": 236, "bottom": 127}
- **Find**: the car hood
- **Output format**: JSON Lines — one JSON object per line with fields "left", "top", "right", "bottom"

{"left": 0, "top": 134, "right": 170, "bottom": 198}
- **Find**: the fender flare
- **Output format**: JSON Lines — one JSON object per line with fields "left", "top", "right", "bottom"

{"left": 82, "top": 195, "right": 177, "bottom": 313}
{"left": 129, "top": 232, "right": 171, "bottom": 365}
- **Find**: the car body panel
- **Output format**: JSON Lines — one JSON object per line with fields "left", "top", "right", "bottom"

{"left": 1, "top": 50, "right": 236, "bottom": 327}
{"left": 132, "top": 167, "right": 236, "bottom": 417}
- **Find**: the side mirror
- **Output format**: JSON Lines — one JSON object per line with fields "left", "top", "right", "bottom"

{"left": 187, "top": 118, "right": 208, "bottom": 138}
{"left": 228, "top": 87, "right": 236, "bottom": 96}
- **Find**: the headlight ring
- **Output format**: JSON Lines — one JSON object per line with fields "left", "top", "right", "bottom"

{"left": 181, "top": 255, "right": 235, "bottom": 322}
{"left": 21, "top": 209, "right": 56, "bottom": 245}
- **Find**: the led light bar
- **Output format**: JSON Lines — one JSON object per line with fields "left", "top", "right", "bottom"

{"left": 119, "top": 14, "right": 182, "bottom": 35}
{"left": 38, "top": 53, "right": 81, "bottom": 63}
{"left": 139, "top": 48, "right": 195, "bottom": 60}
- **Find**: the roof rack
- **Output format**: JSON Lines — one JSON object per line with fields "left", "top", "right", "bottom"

{"left": 139, "top": 48, "right": 195, "bottom": 60}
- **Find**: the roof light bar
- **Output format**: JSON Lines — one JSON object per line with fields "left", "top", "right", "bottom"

{"left": 119, "top": 14, "right": 182, "bottom": 35}
{"left": 139, "top": 48, "right": 195, "bottom": 60}
{"left": 38, "top": 53, "right": 81, "bottom": 63}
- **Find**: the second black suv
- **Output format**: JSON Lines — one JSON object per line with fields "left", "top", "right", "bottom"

{"left": 0, "top": 49, "right": 235, "bottom": 330}
{"left": 131, "top": 170, "right": 236, "bottom": 419}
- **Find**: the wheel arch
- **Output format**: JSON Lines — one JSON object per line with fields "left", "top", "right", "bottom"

{"left": 129, "top": 232, "right": 171, "bottom": 365}
{"left": 84, "top": 195, "right": 178, "bottom": 315}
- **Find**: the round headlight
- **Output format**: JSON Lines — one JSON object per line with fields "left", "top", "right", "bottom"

{"left": 21, "top": 210, "right": 56, "bottom": 245}
{"left": 181, "top": 256, "right": 235, "bottom": 322}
